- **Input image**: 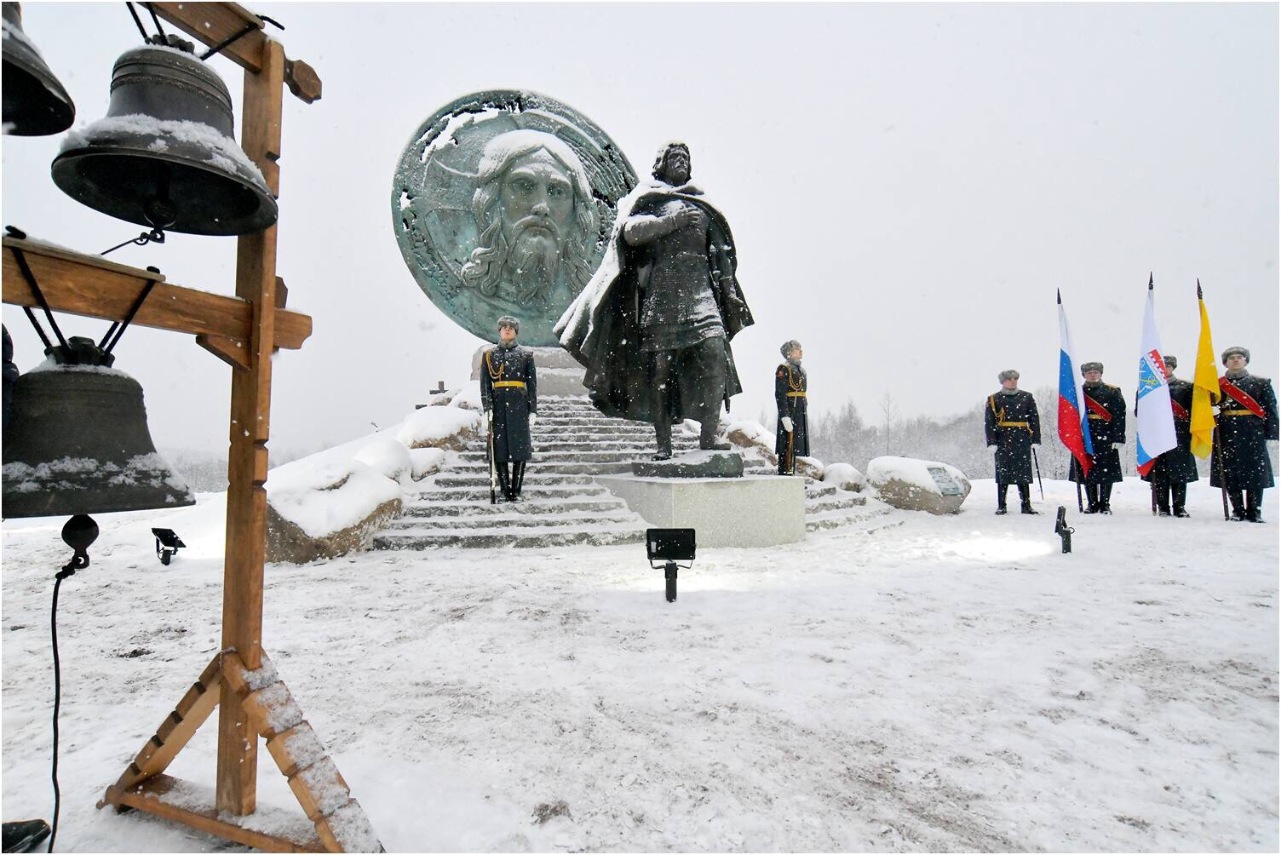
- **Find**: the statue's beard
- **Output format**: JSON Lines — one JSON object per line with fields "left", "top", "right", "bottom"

{"left": 504, "top": 221, "right": 562, "bottom": 302}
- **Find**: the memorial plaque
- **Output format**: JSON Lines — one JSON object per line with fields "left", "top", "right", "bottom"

{"left": 927, "top": 465, "right": 965, "bottom": 496}
{"left": 392, "top": 90, "right": 637, "bottom": 346}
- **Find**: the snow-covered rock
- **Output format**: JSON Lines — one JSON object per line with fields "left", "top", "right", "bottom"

{"left": 265, "top": 404, "right": 478, "bottom": 563}
{"left": 823, "top": 462, "right": 867, "bottom": 493}
{"left": 866, "top": 456, "right": 971, "bottom": 514}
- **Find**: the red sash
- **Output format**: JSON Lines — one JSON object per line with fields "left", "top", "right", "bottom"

{"left": 1085, "top": 395, "right": 1112, "bottom": 421}
{"left": 1219, "top": 377, "right": 1267, "bottom": 419}
{"left": 1170, "top": 399, "right": 1190, "bottom": 421}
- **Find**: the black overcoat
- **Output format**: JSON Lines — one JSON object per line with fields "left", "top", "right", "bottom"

{"left": 984, "top": 389, "right": 1041, "bottom": 485}
{"left": 775, "top": 361, "right": 809, "bottom": 461}
{"left": 1210, "top": 373, "right": 1278, "bottom": 491}
{"left": 1069, "top": 382, "right": 1126, "bottom": 485}
{"left": 480, "top": 344, "right": 537, "bottom": 462}
{"left": 1142, "top": 377, "right": 1199, "bottom": 485}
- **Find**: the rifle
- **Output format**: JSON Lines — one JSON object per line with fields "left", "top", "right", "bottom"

{"left": 1031, "top": 447, "right": 1044, "bottom": 500}
{"left": 487, "top": 409, "right": 497, "bottom": 505}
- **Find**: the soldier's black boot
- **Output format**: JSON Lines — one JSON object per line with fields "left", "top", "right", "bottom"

{"left": 653, "top": 418, "right": 673, "bottom": 461}
{"left": 1083, "top": 485, "right": 1100, "bottom": 514}
{"left": 995, "top": 483, "right": 1008, "bottom": 515}
{"left": 2, "top": 819, "right": 50, "bottom": 853}
{"left": 1018, "top": 484, "right": 1038, "bottom": 514}
{"left": 1172, "top": 483, "right": 1189, "bottom": 517}
{"left": 496, "top": 463, "right": 511, "bottom": 502}
{"left": 1099, "top": 483, "right": 1113, "bottom": 514}
{"left": 1156, "top": 485, "right": 1171, "bottom": 517}
{"left": 511, "top": 462, "right": 526, "bottom": 501}
{"left": 1246, "top": 489, "right": 1264, "bottom": 523}
{"left": 1229, "top": 491, "right": 1246, "bottom": 520}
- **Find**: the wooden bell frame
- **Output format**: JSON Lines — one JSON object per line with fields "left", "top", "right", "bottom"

{"left": 2, "top": 4, "right": 378, "bottom": 851}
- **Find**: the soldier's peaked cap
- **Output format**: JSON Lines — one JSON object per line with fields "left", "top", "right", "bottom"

{"left": 1080, "top": 361, "right": 1104, "bottom": 375}
{"left": 1222, "top": 346, "right": 1250, "bottom": 365}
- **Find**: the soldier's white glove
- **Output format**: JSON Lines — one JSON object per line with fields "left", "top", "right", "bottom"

{"left": 529, "top": 413, "right": 538, "bottom": 426}
{"left": 781, "top": 417, "right": 793, "bottom": 432}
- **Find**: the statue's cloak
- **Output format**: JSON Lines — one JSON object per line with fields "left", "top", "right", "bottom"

{"left": 554, "top": 179, "right": 754, "bottom": 422}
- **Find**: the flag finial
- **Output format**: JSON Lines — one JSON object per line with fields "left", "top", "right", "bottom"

{"left": 1148, "top": 272, "right": 1154, "bottom": 289}
{"left": 1197, "top": 278, "right": 1203, "bottom": 300}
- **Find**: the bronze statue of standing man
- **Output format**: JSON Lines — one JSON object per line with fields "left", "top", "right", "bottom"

{"left": 556, "top": 142, "right": 754, "bottom": 459}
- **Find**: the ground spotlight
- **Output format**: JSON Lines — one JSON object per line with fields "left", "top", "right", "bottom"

{"left": 151, "top": 528, "right": 185, "bottom": 566}
{"left": 1054, "top": 507, "right": 1073, "bottom": 553}
{"left": 646, "top": 528, "right": 695, "bottom": 603}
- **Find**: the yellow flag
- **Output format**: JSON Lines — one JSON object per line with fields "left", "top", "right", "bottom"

{"left": 1190, "top": 281, "right": 1220, "bottom": 458}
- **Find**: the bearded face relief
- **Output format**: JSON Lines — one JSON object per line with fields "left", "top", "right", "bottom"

{"left": 392, "top": 91, "right": 637, "bottom": 346}
{"left": 463, "top": 136, "right": 596, "bottom": 305}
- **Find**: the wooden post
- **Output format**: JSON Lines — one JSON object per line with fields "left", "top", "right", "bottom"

{"left": 217, "top": 36, "right": 286, "bottom": 817}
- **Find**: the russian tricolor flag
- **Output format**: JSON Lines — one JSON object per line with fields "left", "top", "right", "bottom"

{"left": 1057, "top": 291, "right": 1093, "bottom": 477}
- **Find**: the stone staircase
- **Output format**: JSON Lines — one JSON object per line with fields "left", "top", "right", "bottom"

{"left": 371, "top": 396, "right": 890, "bottom": 549}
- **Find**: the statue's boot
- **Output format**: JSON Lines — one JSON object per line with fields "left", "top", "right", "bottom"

{"left": 1172, "top": 483, "right": 1189, "bottom": 517}
{"left": 699, "top": 418, "right": 730, "bottom": 451}
{"left": 653, "top": 418, "right": 673, "bottom": 460}
{"left": 1019, "top": 484, "right": 1038, "bottom": 514}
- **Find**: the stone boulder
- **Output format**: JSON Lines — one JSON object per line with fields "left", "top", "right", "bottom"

{"left": 823, "top": 462, "right": 867, "bottom": 493}
{"left": 266, "top": 464, "right": 403, "bottom": 563}
{"left": 866, "top": 456, "right": 970, "bottom": 514}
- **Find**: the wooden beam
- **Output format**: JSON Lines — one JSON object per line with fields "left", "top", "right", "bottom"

{"left": 102, "top": 775, "right": 324, "bottom": 853}
{"left": 148, "top": 2, "right": 269, "bottom": 74}
{"left": 217, "top": 35, "right": 287, "bottom": 818}
{"left": 148, "top": 3, "right": 322, "bottom": 104}
{"left": 2, "top": 238, "right": 312, "bottom": 351}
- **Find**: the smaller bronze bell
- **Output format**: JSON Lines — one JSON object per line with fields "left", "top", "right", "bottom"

{"left": 1, "top": 2, "right": 75, "bottom": 136}
{"left": 51, "top": 39, "right": 277, "bottom": 236}
{"left": 2, "top": 337, "right": 196, "bottom": 519}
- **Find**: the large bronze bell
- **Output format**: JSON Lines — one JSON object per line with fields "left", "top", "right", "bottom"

{"left": 2, "top": 337, "right": 196, "bottom": 519}
{"left": 2, "top": 2, "right": 75, "bottom": 136}
{"left": 51, "top": 40, "right": 277, "bottom": 236}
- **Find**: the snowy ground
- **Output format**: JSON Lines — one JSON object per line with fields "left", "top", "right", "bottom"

{"left": 2, "top": 477, "right": 1277, "bottom": 852}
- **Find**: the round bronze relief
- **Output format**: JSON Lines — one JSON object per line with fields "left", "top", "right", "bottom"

{"left": 392, "top": 90, "right": 637, "bottom": 346}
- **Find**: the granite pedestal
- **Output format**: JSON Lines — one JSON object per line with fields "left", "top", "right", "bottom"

{"left": 595, "top": 474, "right": 805, "bottom": 547}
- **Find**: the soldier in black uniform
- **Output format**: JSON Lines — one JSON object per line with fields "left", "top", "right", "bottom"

{"left": 1069, "top": 361, "right": 1126, "bottom": 514}
{"left": 1141, "top": 355, "right": 1198, "bottom": 517}
{"left": 1211, "top": 346, "right": 1278, "bottom": 522}
{"left": 984, "top": 369, "right": 1042, "bottom": 514}
{"left": 480, "top": 316, "right": 537, "bottom": 502}
{"left": 775, "top": 339, "right": 808, "bottom": 475}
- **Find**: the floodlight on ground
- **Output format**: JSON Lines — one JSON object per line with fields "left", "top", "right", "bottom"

{"left": 1054, "top": 507, "right": 1073, "bottom": 554}
{"left": 152, "top": 528, "right": 186, "bottom": 566}
{"left": 646, "top": 528, "right": 695, "bottom": 603}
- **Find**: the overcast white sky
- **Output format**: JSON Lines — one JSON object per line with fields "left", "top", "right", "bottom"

{"left": 3, "top": 1, "right": 1277, "bottom": 456}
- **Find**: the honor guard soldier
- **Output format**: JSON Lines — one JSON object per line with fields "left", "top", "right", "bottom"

{"left": 480, "top": 316, "right": 538, "bottom": 502}
{"left": 1069, "top": 361, "right": 1126, "bottom": 514}
{"left": 775, "top": 340, "right": 809, "bottom": 475}
{"left": 984, "top": 369, "right": 1042, "bottom": 514}
{"left": 1141, "top": 355, "right": 1198, "bottom": 517}
{"left": 1211, "top": 346, "right": 1278, "bottom": 522}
